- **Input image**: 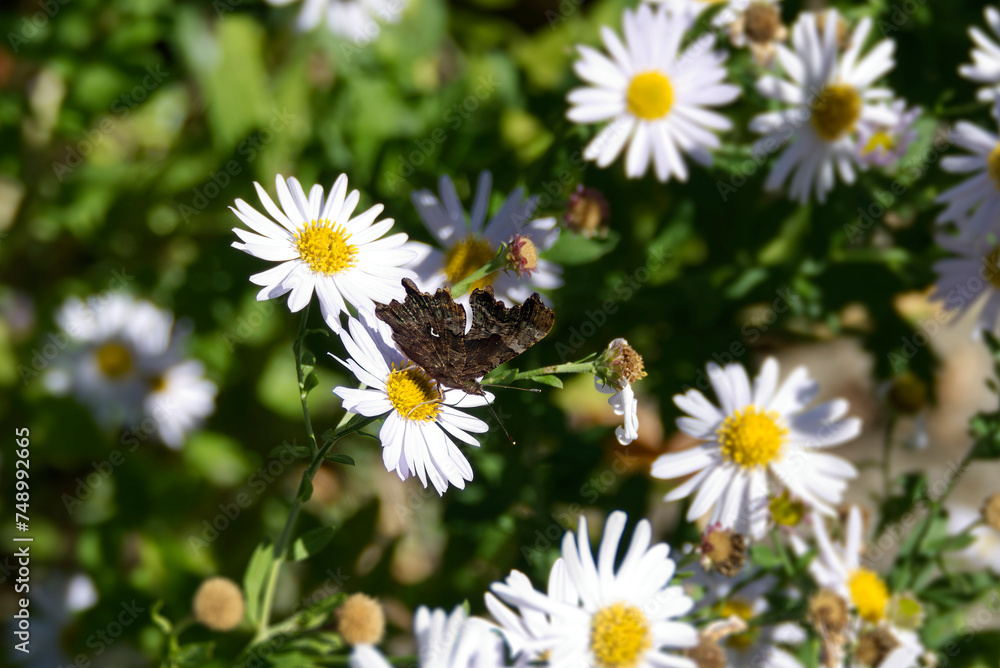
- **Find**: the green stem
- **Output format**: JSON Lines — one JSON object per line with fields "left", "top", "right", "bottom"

{"left": 450, "top": 250, "right": 508, "bottom": 297}
{"left": 255, "top": 304, "right": 326, "bottom": 642}
{"left": 503, "top": 362, "right": 596, "bottom": 381}
{"left": 771, "top": 526, "right": 794, "bottom": 576}
{"left": 881, "top": 415, "right": 897, "bottom": 497}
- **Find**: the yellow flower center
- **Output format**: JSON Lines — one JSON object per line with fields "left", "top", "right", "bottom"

{"left": 984, "top": 246, "right": 1000, "bottom": 291}
{"left": 810, "top": 84, "right": 862, "bottom": 141}
{"left": 769, "top": 490, "right": 805, "bottom": 526}
{"left": 95, "top": 343, "right": 133, "bottom": 379}
{"left": 863, "top": 130, "right": 895, "bottom": 156}
{"left": 294, "top": 219, "right": 358, "bottom": 275}
{"left": 717, "top": 406, "right": 786, "bottom": 468}
{"left": 719, "top": 599, "right": 757, "bottom": 650}
{"left": 590, "top": 603, "right": 652, "bottom": 668}
{"left": 443, "top": 236, "right": 497, "bottom": 289}
{"left": 627, "top": 72, "right": 674, "bottom": 121}
{"left": 988, "top": 143, "right": 1000, "bottom": 190}
{"left": 386, "top": 365, "right": 441, "bottom": 422}
{"left": 848, "top": 568, "right": 889, "bottom": 624}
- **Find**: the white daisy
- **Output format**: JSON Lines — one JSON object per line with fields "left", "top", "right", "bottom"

{"left": 144, "top": 360, "right": 218, "bottom": 449}
{"left": 331, "top": 317, "right": 492, "bottom": 495}
{"left": 265, "top": 0, "right": 408, "bottom": 44}
{"left": 856, "top": 99, "right": 920, "bottom": 168}
{"left": 790, "top": 507, "right": 926, "bottom": 668}
{"left": 407, "top": 171, "right": 562, "bottom": 306}
{"left": 230, "top": 174, "right": 417, "bottom": 333}
{"left": 930, "top": 229, "right": 1000, "bottom": 336}
{"left": 934, "top": 112, "right": 1000, "bottom": 236}
{"left": 959, "top": 6, "right": 1000, "bottom": 103}
{"left": 350, "top": 606, "right": 505, "bottom": 668}
{"left": 46, "top": 295, "right": 177, "bottom": 426}
{"left": 750, "top": 10, "right": 898, "bottom": 203}
{"left": 650, "top": 357, "right": 860, "bottom": 540}
{"left": 689, "top": 569, "right": 806, "bottom": 668}
{"left": 945, "top": 504, "right": 1000, "bottom": 573}
{"left": 487, "top": 511, "right": 699, "bottom": 668}
{"left": 566, "top": 3, "right": 740, "bottom": 182}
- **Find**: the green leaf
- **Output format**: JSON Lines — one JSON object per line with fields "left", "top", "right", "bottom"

{"left": 172, "top": 642, "right": 215, "bottom": 666}
{"left": 543, "top": 231, "right": 620, "bottom": 266}
{"left": 749, "top": 544, "right": 782, "bottom": 569}
{"left": 297, "top": 477, "right": 314, "bottom": 502}
{"left": 270, "top": 443, "right": 311, "bottom": 459}
{"left": 529, "top": 374, "right": 563, "bottom": 389}
{"left": 291, "top": 526, "right": 335, "bottom": 562}
{"left": 243, "top": 542, "right": 275, "bottom": 626}
{"left": 150, "top": 600, "right": 172, "bottom": 636}
{"left": 303, "top": 372, "right": 320, "bottom": 394}
{"left": 305, "top": 328, "right": 330, "bottom": 337}
{"left": 324, "top": 453, "right": 356, "bottom": 466}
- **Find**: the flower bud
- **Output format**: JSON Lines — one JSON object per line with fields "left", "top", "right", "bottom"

{"left": 596, "top": 338, "right": 647, "bottom": 391}
{"left": 769, "top": 490, "right": 805, "bottom": 527}
{"left": 506, "top": 234, "right": 539, "bottom": 278}
{"left": 886, "top": 372, "right": 928, "bottom": 416}
{"left": 855, "top": 628, "right": 900, "bottom": 667}
{"left": 193, "top": 577, "right": 245, "bottom": 632}
{"left": 982, "top": 492, "right": 1000, "bottom": 531}
{"left": 565, "top": 185, "right": 609, "bottom": 238}
{"left": 808, "top": 589, "right": 849, "bottom": 634}
{"left": 337, "top": 593, "right": 386, "bottom": 646}
{"left": 700, "top": 523, "right": 747, "bottom": 578}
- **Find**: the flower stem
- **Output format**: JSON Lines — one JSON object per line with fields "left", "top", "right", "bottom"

{"left": 450, "top": 247, "right": 508, "bottom": 297}
{"left": 255, "top": 304, "right": 327, "bottom": 642}
{"left": 503, "top": 362, "right": 596, "bottom": 380}
{"left": 881, "top": 415, "right": 896, "bottom": 497}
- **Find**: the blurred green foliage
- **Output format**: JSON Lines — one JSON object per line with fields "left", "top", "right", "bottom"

{"left": 2, "top": 0, "right": 1000, "bottom": 665}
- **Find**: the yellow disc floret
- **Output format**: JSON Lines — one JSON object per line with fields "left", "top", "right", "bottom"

{"left": 717, "top": 406, "right": 786, "bottom": 468}
{"left": 295, "top": 219, "right": 358, "bottom": 275}
{"left": 591, "top": 603, "right": 652, "bottom": 668}
{"left": 810, "top": 84, "right": 862, "bottom": 141}
{"left": 96, "top": 343, "right": 133, "bottom": 379}
{"left": 984, "top": 246, "right": 1000, "bottom": 291}
{"left": 627, "top": 72, "right": 674, "bottom": 121}
{"left": 863, "top": 131, "right": 895, "bottom": 157}
{"left": 848, "top": 568, "right": 889, "bottom": 624}
{"left": 386, "top": 366, "right": 441, "bottom": 422}
{"left": 988, "top": 143, "right": 1000, "bottom": 190}
{"left": 444, "top": 236, "right": 497, "bottom": 289}
{"left": 719, "top": 599, "right": 757, "bottom": 650}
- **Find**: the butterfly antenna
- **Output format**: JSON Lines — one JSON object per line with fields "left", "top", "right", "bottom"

{"left": 479, "top": 391, "right": 516, "bottom": 445}
{"left": 480, "top": 383, "right": 541, "bottom": 393}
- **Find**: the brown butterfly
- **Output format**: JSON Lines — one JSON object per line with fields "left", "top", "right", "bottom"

{"left": 374, "top": 278, "right": 555, "bottom": 397}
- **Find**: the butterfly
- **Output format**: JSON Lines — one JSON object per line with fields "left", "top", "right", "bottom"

{"left": 374, "top": 278, "right": 555, "bottom": 397}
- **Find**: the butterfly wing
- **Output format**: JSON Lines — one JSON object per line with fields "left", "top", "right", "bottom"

{"left": 462, "top": 286, "right": 555, "bottom": 379}
{"left": 374, "top": 278, "right": 471, "bottom": 390}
